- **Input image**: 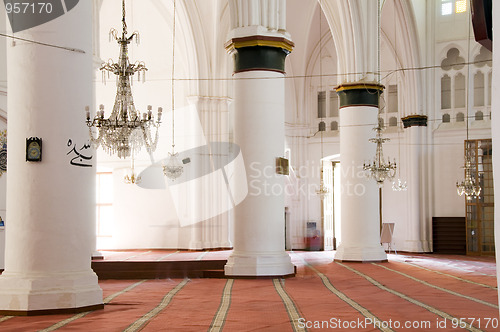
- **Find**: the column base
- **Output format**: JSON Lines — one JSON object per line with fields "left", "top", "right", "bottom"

{"left": 224, "top": 251, "right": 295, "bottom": 277}
{"left": 92, "top": 250, "right": 104, "bottom": 260}
{"left": 0, "top": 270, "right": 103, "bottom": 314}
{"left": 334, "top": 244, "right": 387, "bottom": 262}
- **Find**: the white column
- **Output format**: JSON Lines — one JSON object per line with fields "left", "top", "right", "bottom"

{"left": 225, "top": 0, "right": 295, "bottom": 276}
{"left": 334, "top": 85, "right": 387, "bottom": 262}
{"left": 225, "top": 70, "right": 294, "bottom": 276}
{"left": 405, "top": 125, "right": 424, "bottom": 252}
{"left": 0, "top": 2, "right": 103, "bottom": 314}
{"left": 490, "top": 0, "right": 500, "bottom": 319}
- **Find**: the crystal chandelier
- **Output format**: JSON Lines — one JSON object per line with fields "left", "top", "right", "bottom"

{"left": 124, "top": 151, "right": 141, "bottom": 184}
{"left": 163, "top": 152, "right": 184, "bottom": 180}
{"left": 392, "top": 121, "right": 407, "bottom": 191}
{"left": 392, "top": 178, "right": 407, "bottom": 191}
{"left": 86, "top": 0, "right": 162, "bottom": 159}
{"left": 456, "top": 21, "right": 481, "bottom": 201}
{"left": 456, "top": 156, "right": 481, "bottom": 200}
{"left": 316, "top": 180, "right": 330, "bottom": 199}
{"left": 162, "top": 0, "right": 184, "bottom": 181}
{"left": 316, "top": 160, "right": 330, "bottom": 199}
{"left": 363, "top": 125, "right": 397, "bottom": 187}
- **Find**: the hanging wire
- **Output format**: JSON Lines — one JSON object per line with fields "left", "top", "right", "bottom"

{"left": 456, "top": 1, "right": 481, "bottom": 199}
{"left": 171, "top": 0, "right": 177, "bottom": 153}
{"left": 318, "top": 1, "right": 326, "bottom": 162}
{"left": 316, "top": 0, "right": 329, "bottom": 198}
{"left": 161, "top": 0, "right": 184, "bottom": 181}
{"left": 392, "top": 0, "right": 407, "bottom": 191}
{"left": 318, "top": 0, "right": 325, "bottom": 162}
{"left": 466, "top": 2, "right": 471, "bottom": 142}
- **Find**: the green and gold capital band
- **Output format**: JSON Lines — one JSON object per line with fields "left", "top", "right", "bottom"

{"left": 336, "top": 83, "right": 385, "bottom": 109}
{"left": 402, "top": 115, "right": 428, "bottom": 128}
{"left": 225, "top": 36, "right": 294, "bottom": 73}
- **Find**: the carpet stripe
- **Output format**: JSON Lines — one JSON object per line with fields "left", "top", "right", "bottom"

{"left": 39, "top": 280, "right": 148, "bottom": 332}
{"left": 337, "top": 262, "right": 483, "bottom": 332}
{"left": 196, "top": 251, "right": 210, "bottom": 261}
{"left": 273, "top": 278, "right": 307, "bottom": 332}
{"left": 402, "top": 261, "right": 497, "bottom": 290}
{"left": 0, "top": 316, "right": 12, "bottom": 323}
{"left": 103, "top": 280, "right": 149, "bottom": 304}
{"left": 123, "top": 278, "right": 190, "bottom": 332}
{"left": 156, "top": 250, "right": 180, "bottom": 261}
{"left": 122, "top": 251, "right": 153, "bottom": 261}
{"left": 373, "top": 263, "right": 498, "bottom": 309}
{"left": 208, "top": 279, "right": 234, "bottom": 332}
{"left": 293, "top": 254, "right": 394, "bottom": 332}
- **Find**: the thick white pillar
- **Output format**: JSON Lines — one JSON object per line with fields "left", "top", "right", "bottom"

{"left": 334, "top": 84, "right": 387, "bottom": 262}
{"left": 223, "top": 7, "right": 295, "bottom": 274}
{"left": 225, "top": 69, "right": 294, "bottom": 276}
{"left": 0, "top": 2, "right": 103, "bottom": 314}
{"left": 402, "top": 116, "right": 428, "bottom": 252}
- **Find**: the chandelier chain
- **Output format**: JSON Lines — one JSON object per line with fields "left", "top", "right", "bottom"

{"left": 122, "top": 0, "right": 127, "bottom": 35}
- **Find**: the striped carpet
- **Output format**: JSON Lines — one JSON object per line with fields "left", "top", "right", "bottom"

{"left": 0, "top": 251, "right": 498, "bottom": 331}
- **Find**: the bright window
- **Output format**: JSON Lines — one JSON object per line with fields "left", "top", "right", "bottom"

{"left": 455, "top": 0, "right": 467, "bottom": 13}
{"left": 96, "top": 172, "right": 114, "bottom": 237}
{"left": 441, "top": 1, "right": 452, "bottom": 15}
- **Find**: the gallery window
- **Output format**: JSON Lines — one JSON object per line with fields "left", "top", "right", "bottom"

{"left": 442, "top": 113, "right": 451, "bottom": 123}
{"left": 330, "top": 121, "right": 338, "bottom": 131}
{"left": 319, "top": 121, "right": 326, "bottom": 132}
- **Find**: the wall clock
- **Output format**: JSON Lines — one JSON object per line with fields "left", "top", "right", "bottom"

{"left": 26, "top": 137, "right": 42, "bottom": 162}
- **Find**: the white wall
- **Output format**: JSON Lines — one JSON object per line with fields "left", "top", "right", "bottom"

{"left": 95, "top": 0, "right": 235, "bottom": 250}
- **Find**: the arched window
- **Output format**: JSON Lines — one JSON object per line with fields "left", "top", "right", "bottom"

{"left": 441, "top": 75, "right": 451, "bottom": 109}
{"left": 442, "top": 113, "right": 451, "bottom": 123}
{"left": 330, "top": 121, "right": 338, "bottom": 131}
{"left": 317, "top": 91, "right": 326, "bottom": 118}
{"left": 475, "top": 111, "right": 484, "bottom": 121}
{"left": 454, "top": 73, "right": 465, "bottom": 108}
{"left": 456, "top": 112, "right": 465, "bottom": 122}
{"left": 388, "top": 85, "right": 398, "bottom": 113}
{"left": 329, "top": 94, "right": 339, "bottom": 117}
{"left": 319, "top": 121, "right": 326, "bottom": 131}
{"left": 474, "top": 72, "right": 485, "bottom": 107}
{"left": 389, "top": 117, "right": 398, "bottom": 127}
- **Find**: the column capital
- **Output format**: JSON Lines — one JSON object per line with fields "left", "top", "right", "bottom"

{"left": 225, "top": 35, "right": 294, "bottom": 53}
{"left": 335, "top": 83, "right": 385, "bottom": 109}
{"left": 225, "top": 35, "right": 294, "bottom": 74}
{"left": 401, "top": 115, "right": 428, "bottom": 128}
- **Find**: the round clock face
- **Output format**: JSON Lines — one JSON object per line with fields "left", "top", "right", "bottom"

{"left": 0, "top": 149, "right": 6, "bottom": 172}
{"left": 28, "top": 142, "right": 40, "bottom": 160}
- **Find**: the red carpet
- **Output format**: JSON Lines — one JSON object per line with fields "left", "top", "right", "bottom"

{"left": 0, "top": 251, "right": 498, "bottom": 331}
